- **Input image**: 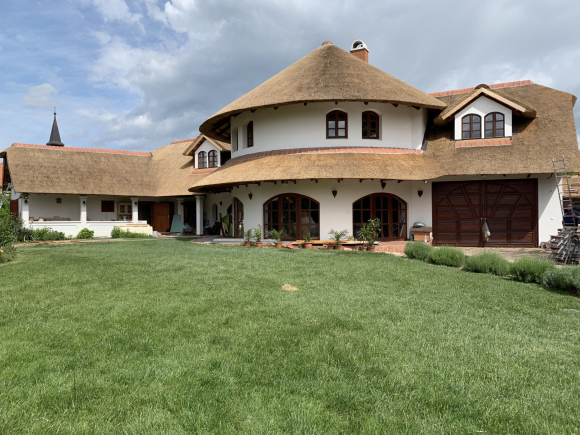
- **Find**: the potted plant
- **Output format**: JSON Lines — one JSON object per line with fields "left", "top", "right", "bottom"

{"left": 268, "top": 228, "right": 288, "bottom": 248}
{"left": 303, "top": 232, "right": 313, "bottom": 249}
{"left": 244, "top": 228, "right": 252, "bottom": 246}
{"left": 329, "top": 229, "right": 348, "bottom": 250}
{"left": 363, "top": 218, "right": 381, "bottom": 251}
{"left": 253, "top": 224, "right": 262, "bottom": 246}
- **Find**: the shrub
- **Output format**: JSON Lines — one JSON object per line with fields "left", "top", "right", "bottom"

{"left": 253, "top": 224, "right": 262, "bottom": 243}
{"left": 0, "top": 213, "right": 36, "bottom": 245}
{"left": 404, "top": 242, "right": 433, "bottom": 261}
{"left": 77, "top": 228, "right": 94, "bottom": 239}
{"left": 32, "top": 228, "right": 51, "bottom": 240}
{"left": 42, "top": 231, "right": 66, "bottom": 241}
{"left": 542, "top": 267, "right": 580, "bottom": 295}
{"left": 111, "top": 227, "right": 153, "bottom": 239}
{"left": 329, "top": 229, "right": 349, "bottom": 245}
{"left": 0, "top": 245, "right": 17, "bottom": 264}
{"left": 428, "top": 246, "right": 465, "bottom": 267}
{"left": 510, "top": 257, "right": 556, "bottom": 284}
{"left": 464, "top": 252, "right": 510, "bottom": 276}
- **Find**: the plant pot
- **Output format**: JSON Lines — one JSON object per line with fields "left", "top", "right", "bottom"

{"left": 303, "top": 242, "right": 312, "bottom": 249}
{"left": 244, "top": 241, "right": 252, "bottom": 246}
{"left": 275, "top": 242, "right": 283, "bottom": 248}
{"left": 335, "top": 245, "right": 344, "bottom": 251}
{"left": 367, "top": 246, "right": 377, "bottom": 252}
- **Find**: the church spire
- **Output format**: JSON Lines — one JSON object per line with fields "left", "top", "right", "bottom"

{"left": 46, "top": 108, "right": 64, "bottom": 147}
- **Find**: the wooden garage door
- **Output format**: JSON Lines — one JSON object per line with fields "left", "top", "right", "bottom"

{"left": 433, "top": 179, "right": 538, "bottom": 247}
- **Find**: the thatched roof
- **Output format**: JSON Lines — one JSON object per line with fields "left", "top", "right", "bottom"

{"left": 199, "top": 43, "right": 446, "bottom": 141}
{"left": 0, "top": 141, "right": 206, "bottom": 197}
{"left": 433, "top": 85, "right": 536, "bottom": 125}
{"left": 183, "top": 135, "right": 231, "bottom": 156}
{"left": 190, "top": 83, "right": 580, "bottom": 192}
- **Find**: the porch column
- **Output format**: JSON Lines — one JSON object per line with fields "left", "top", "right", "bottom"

{"left": 80, "top": 196, "right": 87, "bottom": 226}
{"left": 177, "top": 198, "right": 184, "bottom": 224}
{"left": 195, "top": 195, "right": 204, "bottom": 236}
{"left": 21, "top": 195, "right": 30, "bottom": 228}
{"left": 130, "top": 197, "right": 139, "bottom": 222}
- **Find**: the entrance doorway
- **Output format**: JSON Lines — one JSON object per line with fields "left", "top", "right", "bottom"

{"left": 233, "top": 197, "right": 244, "bottom": 237}
{"left": 263, "top": 194, "right": 320, "bottom": 240}
{"left": 152, "top": 203, "right": 171, "bottom": 232}
{"left": 352, "top": 193, "right": 407, "bottom": 241}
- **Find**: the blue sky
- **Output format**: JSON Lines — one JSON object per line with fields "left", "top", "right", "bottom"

{"left": 1, "top": 0, "right": 579, "bottom": 153}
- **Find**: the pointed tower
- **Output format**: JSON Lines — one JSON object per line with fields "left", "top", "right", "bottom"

{"left": 46, "top": 109, "right": 64, "bottom": 146}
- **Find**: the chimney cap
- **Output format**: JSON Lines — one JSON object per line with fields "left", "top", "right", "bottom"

{"left": 321, "top": 40, "right": 333, "bottom": 46}
{"left": 350, "top": 40, "right": 369, "bottom": 52}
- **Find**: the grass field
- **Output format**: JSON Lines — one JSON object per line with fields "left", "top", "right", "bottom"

{"left": 1, "top": 240, "right": 579, "bottom": 434}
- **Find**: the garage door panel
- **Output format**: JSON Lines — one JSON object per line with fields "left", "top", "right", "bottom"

{"left": 510, "top": 232, "right": 535, "bottom": 244}
{"left": 437, "top": 221, "right": 458, "bottom": 232}
{"left": 456, "top": 209, "right": 482, "bottom": 219}
{"left": 460, "top": 220, "right": 481, "bottom": 231}
{"left": 511, "top": 219, "right": 535, "bottom": 231}
{"left": 487, "top": 220, "right": 508, "bottom": 231}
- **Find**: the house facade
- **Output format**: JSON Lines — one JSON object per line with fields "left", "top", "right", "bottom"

{"left": 2, "top": 40, "right": 579, "bottom": 246}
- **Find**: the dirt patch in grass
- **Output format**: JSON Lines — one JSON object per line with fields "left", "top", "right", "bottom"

{"left": 281, "top": 284, "right": 298, "bottom": 291}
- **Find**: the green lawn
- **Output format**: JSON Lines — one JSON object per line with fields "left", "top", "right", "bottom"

{"left": 1, "top": 241, "right": 579, "bottom": 434}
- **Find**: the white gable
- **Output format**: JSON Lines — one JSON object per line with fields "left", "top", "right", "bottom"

{"left": 454, "top": 96, "right": 512, "bottom": 140}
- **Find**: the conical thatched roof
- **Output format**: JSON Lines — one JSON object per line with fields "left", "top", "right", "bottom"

{"left": 200, "top": 43, "right": 446, "bottom": 141}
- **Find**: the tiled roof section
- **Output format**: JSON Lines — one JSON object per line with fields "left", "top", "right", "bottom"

{"left": 228, "top": 146, "right": 421, "bottom": 164}
{"left": 191, "top": 168, "right": 217, "bottom": 175}
{"left": 455, "top": 139, "right": 512, "bottom": 148}
{"left": 171, "top": 138, "right": 197, "bottom": 145}
{"left": 11, "top": 143, "right": 151, "bottom": 156}
{"left": 429, "top": 80, "right": 534, "bottom": 97}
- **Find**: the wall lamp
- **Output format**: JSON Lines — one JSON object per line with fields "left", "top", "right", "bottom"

{"left": 381, "top": 181, "right": 386, "bottom": 190}
{"left": 423, "top": 180, "right": 428, "bottom": 184}
{"left": 418, "top": 190, "right": 424, "bottom": 198}
{"left": 332, "top": 189, "right": 337, "bottom": 198}
{"left": 134, "top": 201, "right": 138, "bottom": 206}
{"left": 249, "top": 193, "right": 253, "bottom": 200}
{"left": 82, "top": 200, "right": 86, "bottom": 205}
{"left": 56, "top": 197, "right": 61, "bottom": 204}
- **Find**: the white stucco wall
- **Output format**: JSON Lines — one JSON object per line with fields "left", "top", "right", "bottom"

{"left": 195, "top": 140, "right": 221, "bottom": 169}
{"left": 202, "top": 192, "right": 232, "bottom": 227}
{"left": 230, "top": 102, "right": 428, "bottom": 158}
{"left": 454, "top": 96, "right": 513, "bottom": 140}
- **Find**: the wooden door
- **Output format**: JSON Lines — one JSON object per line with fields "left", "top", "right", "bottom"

{"left": 10, "top": 199, "right": 19, "bottom": 216}
{"left": 433, "top": 180, "right": 538, "bottom": 247}
{"left": 263, "top": 194, "right": 320, "bottom": 240}
{"left": 233, "top": 197, "right": 244, "bottom": 237}
{"left": 152, "top": 203, "right": 171, "bottom": 232}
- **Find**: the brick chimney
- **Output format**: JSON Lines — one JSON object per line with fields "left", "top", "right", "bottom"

{"left": 350, "top": 40, "right": 369, "bottom": 63}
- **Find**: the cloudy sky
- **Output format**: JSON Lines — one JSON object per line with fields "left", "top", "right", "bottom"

{"left": 1, "top": 0, "right": 579, "bottom": 153}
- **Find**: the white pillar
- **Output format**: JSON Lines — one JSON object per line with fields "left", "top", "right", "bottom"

{"left": 130, "top": 197, "right": 139, "bottom": 222}
{"left": 21, "top": 195, "right": 30, "bottom": 228}
{"left": 80, "top": 196, "right": 87, "bottom": 226}
{"left": 177, "top": 198, "right": 184, "bottom": 224}
{"left": 196, "top": 195, "right": 204, "bottom": 236}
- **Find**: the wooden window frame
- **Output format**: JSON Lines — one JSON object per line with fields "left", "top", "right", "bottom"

{"left": 484, "top": 112, "right": 505, "bottom": 138}
{"left": 208, "top": 150, "right": 218, "bottom": 168}
{"left": 247, "top": 121, "right": 254, "bottom": 148}
{"left": 461, "top": 114, "right": 482, "bottom": 139}
{"left": 352, "top": 193, "right": 407, "bottom": 241}
{"left": 101, "top": 200, "right": 114, "bottom": 213}
{"left": 263, "top": 193, "right": 320, "bottom": 240}
{"left": 198, "top": 151, "right": 207, "bottom": 169}
{"left": 362, "top": 111, "right": 379, "bottom": 139}
{"left": 326, "top": 110, "right": 348, "bottom": 139}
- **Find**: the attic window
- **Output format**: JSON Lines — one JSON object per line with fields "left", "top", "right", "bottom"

{"left": 362, "top": 111, "right": 379, "bottom": 139}
{"left": 461, "top": 114, "right": 481, "bottom": 139}
{"left": 198, "top": 151, "right": 207, "bottom": 169}
{"left": 327, "top": 110, "right": 347, "bottom": 139}
{"left": 485, "top": 112, "right": 505, "bottom": 138}
{"left": 208, "top": 150, "right": 218, "bottom": 168}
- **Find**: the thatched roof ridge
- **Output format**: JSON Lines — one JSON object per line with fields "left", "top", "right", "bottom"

{"left": 200, "top": 43, "right": 446, "bottom": 141}
{"left": 0, "top": 140, "right": 207, "bottom": 197}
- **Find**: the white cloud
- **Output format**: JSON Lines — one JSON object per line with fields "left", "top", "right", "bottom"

{"left": 80, "top": 0, "right": 141, "bottom": 24}
{"left": 21, "top": 84, "right": 58, "bottom": 109}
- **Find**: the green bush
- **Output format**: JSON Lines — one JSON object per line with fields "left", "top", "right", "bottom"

{"left": 510, "top": 257, "right": 556, "bottom": 284}
{"left": 542, "top": 267, "right": 580, "bottom": 295}
{"left": 404, "top": 242, "right": 433, "bottom": 261}
{"left": 77, "top": 228, "right": 94, "bottom": 239}
{"left": 0, "top": 245, "right": 17, "bottom": 263}
{"left": 42, "top": 230, "right": 66, "bottom": 241}
{"left": 111, "top": 227, "right": 153, "bottom": 239}
{"left": 32, "top": 228, "right": 51, "bottom": 240}
{"left": 428, "top": 246, "right": 465, "bottom": 267}
{"left": 464, "top": 252, "right": 510, "bottom": 276}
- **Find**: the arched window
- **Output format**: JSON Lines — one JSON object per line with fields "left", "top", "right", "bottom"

{"left": 263, "top": 194, "right": 320, "bottom": 239}
{"left": 208, "top": 150, "right": 218, "bottom": 168}
{"left": 362, "top": 111, "right": 379, "bottom": 139}
{"left": 247, "top": 121, "right": 254, "bottom": 148}
{"left": 326, "top": 110, "right": 347, "bottom": 138}
{"left": 353, "top": 193, "right": 407, "bottom": 241}
{"left": 461, "top": 114, "right": 481, "bottom": 139}
{"left": 198, "top": 151, "right": 207, "bottom": 169}
{"left": 484, "top": 112, "right": 505, "bottom": 138}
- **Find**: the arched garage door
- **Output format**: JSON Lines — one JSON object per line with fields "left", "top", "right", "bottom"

{"left": 433, "top": 179, "right": 538, "bottom": 247}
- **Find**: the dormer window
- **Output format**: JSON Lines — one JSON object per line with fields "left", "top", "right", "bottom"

{"left": 247, "top": 121, "right": 254, "bottom": 148}
{"left": 198, "top": 151, "right": 207, "bottom": 169}
{"left": 208, "top": 150, "right": 218, "bottom": 168}
{"left": 461, "top": 114, "right": 481, "bottom": 139}
{"left": 327, "top": 111, "right": 347, "bottom": 139}
{"left": 485, "top": 112, "right": 505, "bottom": 138}
{"left": 362, "top": 111, "right": 379, "bottom": 139}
